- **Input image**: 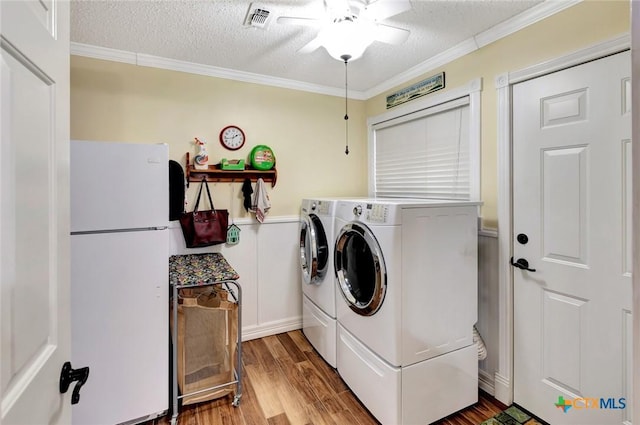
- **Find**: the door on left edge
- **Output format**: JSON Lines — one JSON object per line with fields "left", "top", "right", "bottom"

{"left": 1, "top": 1, "right": 72, "bottom": 424}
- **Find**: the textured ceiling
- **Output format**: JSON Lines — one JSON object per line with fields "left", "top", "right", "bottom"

{"left": 70, "top": 0, "right": 546, "bottom": 94}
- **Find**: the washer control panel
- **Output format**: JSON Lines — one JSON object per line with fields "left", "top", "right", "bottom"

{"left": 364, "top": 203, "right": 388, "bottom": 223}
{"left": 313, "top": 200, "right": 331, "bottom": 215}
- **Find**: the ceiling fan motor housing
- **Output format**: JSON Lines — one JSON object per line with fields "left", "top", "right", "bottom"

{"left": 278, "top": 0, "right": 411, "bottom": 61}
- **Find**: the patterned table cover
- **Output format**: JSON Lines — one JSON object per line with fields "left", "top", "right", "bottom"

{"left": 169, "top": 253, "right": 240, "bottom": 287}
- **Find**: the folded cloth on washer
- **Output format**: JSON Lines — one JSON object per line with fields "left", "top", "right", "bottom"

{"left": 251, "top": 178, "right": 270, "bottom": 223}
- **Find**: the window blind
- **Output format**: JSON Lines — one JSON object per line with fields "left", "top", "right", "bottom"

{"left": 372, "top": 97, "right": 470, "bottom": 199}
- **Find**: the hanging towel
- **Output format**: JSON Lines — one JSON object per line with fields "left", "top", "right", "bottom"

{"left": 251, "top": 178, "right": 271, "bottom": 223}
{"left": 241, "top": 178, "right": 253, "bottom": 211}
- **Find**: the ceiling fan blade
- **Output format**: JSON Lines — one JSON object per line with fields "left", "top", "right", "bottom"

{"left": 324, "top": 0, "right": 352, "bottom": 19}
{"left": 298, "top": 35, "right": 324, "bottom": 54}
{"left": 374, "top": 23, "right": 410, "bottom": 45}
{"left": 363, "top": 0, "right": 411, "bottom": 22}
{"left": 277, "top": 16, "right": 323, "bottom": 27}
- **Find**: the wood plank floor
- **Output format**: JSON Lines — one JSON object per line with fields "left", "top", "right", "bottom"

{"left": 149, "top": 330, "right": 507, "bottom": 425}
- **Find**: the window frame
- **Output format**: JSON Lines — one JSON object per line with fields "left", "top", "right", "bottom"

{"left": 367, "top": 78, "right": 482, "bottom": 201}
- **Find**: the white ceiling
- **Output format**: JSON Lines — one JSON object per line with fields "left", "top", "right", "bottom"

{"left": 70, "top": 0, "right": 552, "bottom": 97}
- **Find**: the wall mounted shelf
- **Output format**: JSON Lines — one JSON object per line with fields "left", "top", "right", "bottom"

{"left": 185, "top": 152, "right": 277, "bottom": 188}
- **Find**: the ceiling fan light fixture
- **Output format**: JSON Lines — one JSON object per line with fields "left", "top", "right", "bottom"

{"left": 320, "top": 18, "right": 374, "bottom": 61}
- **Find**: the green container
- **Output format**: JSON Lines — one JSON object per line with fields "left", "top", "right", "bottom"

{"left": 249, "top": 145, "right": 275, "bottom": 171}
{"left": 220, "top": 158, "right": 245, "bottom": 170}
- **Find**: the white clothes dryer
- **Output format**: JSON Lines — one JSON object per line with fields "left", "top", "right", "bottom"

{"left": 333, "top": 198, "right": 481, "bottom": 424}
{"left": 299, "top": 198, "right": 337, "bottom": 367}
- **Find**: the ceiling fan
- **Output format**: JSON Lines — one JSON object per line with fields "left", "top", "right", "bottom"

{"left": 277, "top": 0, "right": 411, "bottom": 62}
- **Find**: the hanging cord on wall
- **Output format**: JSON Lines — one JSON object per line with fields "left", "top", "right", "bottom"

{"left": 341, "top": 54, "right": 351, "bottom": 155}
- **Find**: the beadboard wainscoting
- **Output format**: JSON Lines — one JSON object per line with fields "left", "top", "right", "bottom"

{"left": 169, "top": 216, "right": 302, "bottom": 341}
{"left": 169, "top": 218, "right": 501, "bottom": 395}
{"left": 477, "top": 229, "right": 499, "bottom": 396}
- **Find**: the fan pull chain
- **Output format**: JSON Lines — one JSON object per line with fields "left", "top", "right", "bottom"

{"left": 341, "top": 54, "right": 351, "bottom": 155}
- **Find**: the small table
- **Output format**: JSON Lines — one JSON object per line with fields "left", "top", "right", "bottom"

{"left": 169, "top": 253, "right": 242, "bottom": 424}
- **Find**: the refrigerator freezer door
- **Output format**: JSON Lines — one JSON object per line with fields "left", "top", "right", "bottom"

{"left": 70, "top": 141, "right": 169, "bottom": 233}
{"left": 71, "top": 229, "right": 169, "bottom": 425}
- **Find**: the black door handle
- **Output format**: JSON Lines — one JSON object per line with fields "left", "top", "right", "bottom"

{"left": 59, "top": 361, "right": 90, "bottom": 405}
{"left": 510, "top": 257, "right": 536, "bottom": 272}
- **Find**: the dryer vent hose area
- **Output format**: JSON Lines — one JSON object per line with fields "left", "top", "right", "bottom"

{"left": 473, "top": 325, "right": 487, "bottom": 361}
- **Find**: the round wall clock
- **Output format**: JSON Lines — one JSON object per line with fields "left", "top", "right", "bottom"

{"left": 219, "top": 125, "right": 246, "bottom": 150}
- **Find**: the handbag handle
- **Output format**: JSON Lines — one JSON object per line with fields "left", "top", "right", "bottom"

{"left": 193, "top": 178, "right": 215, "bottom": 212}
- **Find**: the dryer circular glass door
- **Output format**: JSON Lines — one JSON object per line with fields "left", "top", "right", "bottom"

{"left": 299, "top": 214, "right": 329, "bottom": 284}
{"left": 334, "top": 222, "right": 386, "bottom": 316}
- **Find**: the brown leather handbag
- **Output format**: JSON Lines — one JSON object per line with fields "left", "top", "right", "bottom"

{"left": 179, "top": 178, "right": 228, "bottom": 248}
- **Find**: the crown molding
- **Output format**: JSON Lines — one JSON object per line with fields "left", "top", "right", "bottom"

{"left": 70, "top": 42, "right": 136, "bottom": 64}
{"left": 473, "top": 0, "right": 581, "bottom": 49}
{"left": 365, "top": 0, "right": 582, "bottom": 99}
{"left": 364, "top": 38, "right": 479, "bottom": 99}
{"left": 71, "top": 0, "right": 580, "bottom": 102}
{"left": 70, "top": 42, "right": 368, "bottom": 100}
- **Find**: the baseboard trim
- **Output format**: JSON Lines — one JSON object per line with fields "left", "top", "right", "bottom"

{"left": 479, "top": 369, "right": 495, "bottom": 396}
{"left": 494, "top": 373, "right": 513, "bottom": 406}
{"left": 479, "top": 228, "right": 498, "bottom": 238}
{"left": 242, "top": 318, "right": 302, "bottom": 341}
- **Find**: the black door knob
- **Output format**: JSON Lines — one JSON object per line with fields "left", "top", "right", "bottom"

{"left": 510, "top": 257, "right": 536, "bottom": 272}
{"left": 516, "top": 233, "right": 529, "bottom": 244}
{"left": 59, "top": 361, "right": 90, "bottom": 405}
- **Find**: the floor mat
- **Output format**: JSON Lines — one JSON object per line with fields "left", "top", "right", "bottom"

{"left": 481, "top": 405, "right": 547, "bottom": 425}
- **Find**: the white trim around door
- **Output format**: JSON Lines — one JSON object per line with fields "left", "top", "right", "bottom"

{"left": 494, "top": 32, "right": 630, "bottom": 406}
{"left": 632, "top": 6, "right": 640, "bottom": 425}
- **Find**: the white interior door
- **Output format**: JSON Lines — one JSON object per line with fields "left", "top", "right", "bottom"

{"left": 513, "top": 51, "right": 632, "bottom": 424}
{"left": 1, "top": 1, "right": 72, "bottom": 423}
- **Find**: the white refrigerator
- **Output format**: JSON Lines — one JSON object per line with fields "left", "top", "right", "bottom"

{"left": 70, "top": 141, "right": 169, "bottom": 424}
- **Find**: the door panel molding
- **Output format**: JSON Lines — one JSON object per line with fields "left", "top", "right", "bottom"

{"left": 494, "top": 33, "right": 630, "bottom": 406}
{"left": 622, "top": 139, "right": 633, "bottom": 277}
{"left": 541, "top": 146, "right": 589, "bottom": 265}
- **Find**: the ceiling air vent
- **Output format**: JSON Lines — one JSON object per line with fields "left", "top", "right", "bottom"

{"left": 244, "top": 3, "right": 272, "bottom": 29}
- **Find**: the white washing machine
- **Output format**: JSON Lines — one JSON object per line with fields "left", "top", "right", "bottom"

{"left": 333, "top": 198, "right": 481, "bottom": 425}
{"left": 299, "top": 198, "right": 338, "bottom": 367}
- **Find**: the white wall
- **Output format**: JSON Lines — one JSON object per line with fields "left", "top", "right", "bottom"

{"left": 169, "top": 217, "right": 301, "bottom": 341}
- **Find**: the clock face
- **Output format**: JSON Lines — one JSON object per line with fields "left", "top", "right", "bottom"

{"left": 220, "top": 125, "right": 245, "bottom": 150}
